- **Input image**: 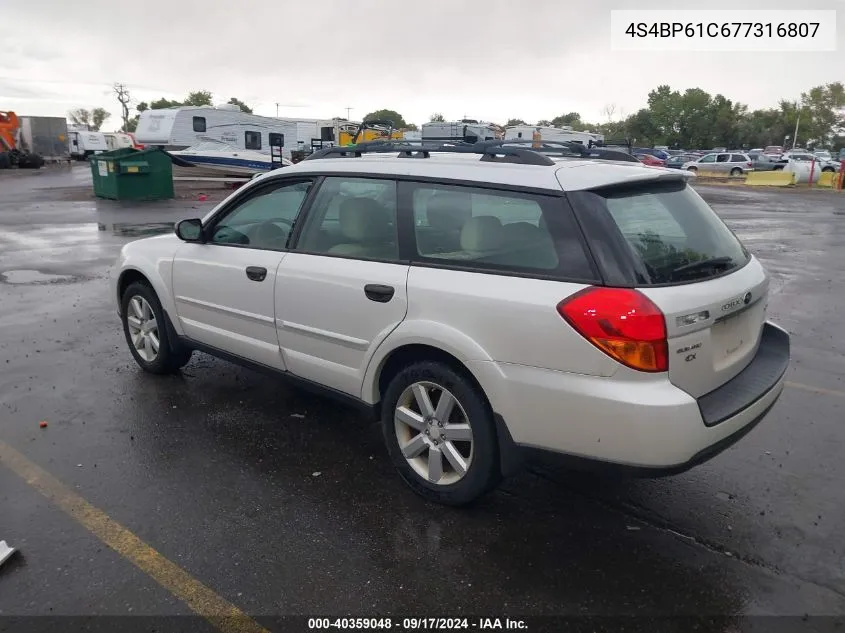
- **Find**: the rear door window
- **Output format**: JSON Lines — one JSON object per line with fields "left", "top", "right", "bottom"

{"left": 402, "top": 182, "right": 596, "bottom": 280}
{"left": 294, "top": 177, "right": 398, "bottom": 261}
{"left": 568, "top": 181, "right": 749, "bottom": 286}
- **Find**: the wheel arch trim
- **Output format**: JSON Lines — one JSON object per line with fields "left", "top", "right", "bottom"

{"left": 361, "top": 320, "right": 503, "bottom": 407}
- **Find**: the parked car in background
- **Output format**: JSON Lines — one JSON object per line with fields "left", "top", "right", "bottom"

{"left": 763, "top": 146, "right": 784, "bottom": 156}
{"left": 664, "top": 154, "right": 699, "bottom": 169}
{"left": 635, "top": 153, "right": 666, "bottom": 167}
{"left": 782, "top": 152, "right": 840, "bottom": 173}
{"left": 633, "top": 147, "right": 671, "bottom": 161}
{"left": 748, "top": 152, "right": 785, "bottom": 171}
{"left": 814, "top": 150, "right": 832, "bottom": 162}
{"left": 840, "top": 148, "right": 845, "bottom": 161}
{"left": 683, "top": 152, "right": 754, "bottom": 175}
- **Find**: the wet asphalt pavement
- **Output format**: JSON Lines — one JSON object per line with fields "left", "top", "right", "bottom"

{"left": 1, "top": 166, "right": 844, "bottom": 632}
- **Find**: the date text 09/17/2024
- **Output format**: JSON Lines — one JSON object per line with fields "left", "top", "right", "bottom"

{"left": 307, "top": 618, "right": 528, "bottom": 630}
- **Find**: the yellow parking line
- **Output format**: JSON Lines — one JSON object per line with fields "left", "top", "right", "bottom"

{"left": 786, "top": 381, "right": 845, "bottom": 399}
{"left": 0, "top": 440, "right": 269, "bottom": 633}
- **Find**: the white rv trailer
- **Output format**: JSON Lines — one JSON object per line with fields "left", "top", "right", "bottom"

{"left": 421, "top": 120, "right": 498, "bottom": 144}
{"left": 318, "top": 118, "right": 360, "bottom": 146}
{"left": 103, "top": 132, "right": 135, "bottom": 150}
{"left": 68, "top": 130, "right": 108, "bottom": 159}
{"left": 504, "top": 125, "right": 604, "bottom": 147}
{"left": 135, "top": 105, "right": 299, "bottom": 159}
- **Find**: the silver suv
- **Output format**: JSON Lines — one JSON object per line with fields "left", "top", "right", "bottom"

{"left": 112, "top": 141, "right": 790, "bottom": 505}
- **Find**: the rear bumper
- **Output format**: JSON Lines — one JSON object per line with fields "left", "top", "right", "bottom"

{"left": 697, "top": 322, "right": 790, "bottom": 427}
{"left": 474, "top": 321, "right": 790, "bottom": 475}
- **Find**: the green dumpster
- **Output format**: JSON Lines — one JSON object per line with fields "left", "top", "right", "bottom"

{"left": 89, "top": 147, "right": 174, "bottom": 200}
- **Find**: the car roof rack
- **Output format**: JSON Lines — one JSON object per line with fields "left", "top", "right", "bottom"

{"left": 302, "top": 139, "right": 641, "bottom": 166}
{"left": 476, "top": 139, "right": 641, "bottom": 163}
{"left": 304, "top": 140, "right": 557, "bottom": 166}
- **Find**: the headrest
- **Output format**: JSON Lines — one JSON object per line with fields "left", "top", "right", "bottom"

{"left": 538, "top": 214, "right": 548, "bottom": 232}
{"left": 426, "top": 191, "right": 472, "bottom": 232}
{"left": 505, "top": 221, "right": 542, "bottom": 241}
{"left": 338, "top": 197, "right": 392, "bottom": 242}
{"left": 460, "top": 216, "right": 504, "bottom": 252}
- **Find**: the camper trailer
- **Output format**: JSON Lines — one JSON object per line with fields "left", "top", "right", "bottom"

{"left": 134, "top": 105, "right": 299, "bottom": 159}
{"left": 504, "top": 125, "right": 604, "bottom": 147}
{"left": 68, "top": 130, "right": 108, "bottom": 159}
{"left": 312, "top": 118, "right": 360, "bottom": 148}
{"left": 421, "top": 120, "right": 498, "bottom": 144}
{"left": 103, "top": 132, "right": 136, "bottom": 151}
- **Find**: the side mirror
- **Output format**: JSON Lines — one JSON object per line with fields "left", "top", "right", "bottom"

{"left": 175, "top": 218, "right": 204, "bottom": 242}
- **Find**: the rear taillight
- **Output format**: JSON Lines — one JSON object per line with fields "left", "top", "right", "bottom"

{"left": 557, "top": 287, "right": 668, "bottom": 372}
{"left": 747, "top": 162, "right": 752, "bottom": 167}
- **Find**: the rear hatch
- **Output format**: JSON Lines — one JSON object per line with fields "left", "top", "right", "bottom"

{"left": 567, "top": 178, "right": 767, "bottom": 398}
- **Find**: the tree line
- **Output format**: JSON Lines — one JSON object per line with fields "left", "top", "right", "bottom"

{"left": 391, "top": 82, "right": 845, "bottom": 151}
{"left": 501, "top": 82, "right": 844, "bottom": 150}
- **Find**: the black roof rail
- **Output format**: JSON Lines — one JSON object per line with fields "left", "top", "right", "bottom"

{"left": 477, "top": 139, "right": 641, "bottom": 163}
{"left": 302, "top": 140, "right": 556, "bottom": 166}
{"left": 302, "top": 139, "right": 639, "bottom": 165}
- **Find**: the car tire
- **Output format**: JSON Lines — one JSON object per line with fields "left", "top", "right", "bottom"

{"left": 822, "top": 167, "right": 835, "bottom": 173}
{"left": 381, "top": 360, "right": 500, "bottom": 506}
{"left": 730, "top": 167, "right": 742, "bottom": 176}
{"left": 773, "top": 165, "right": 784, "bottom": 171}
{"left": 121, "top": 281, "right": 192, "bottom": 374}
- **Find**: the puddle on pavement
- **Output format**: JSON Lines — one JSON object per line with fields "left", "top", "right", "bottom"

{"left": 0, "top": 269, "right": 79, "bottom": 285}
{"left": 98, "top": 222, "right": 175, "bottom": 237}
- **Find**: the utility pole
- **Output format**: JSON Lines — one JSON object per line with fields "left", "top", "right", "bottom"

{"left": 345, "top": 107, "right": 353, "bottom": 120}
{"left": 276, "top": 103, "right": 280, "bottom": 117}
{"left": 113, "top": 83, "right": 131, "bottom": 131}
{"left": 792, "top": 112, "right": 800, "bottom": 149}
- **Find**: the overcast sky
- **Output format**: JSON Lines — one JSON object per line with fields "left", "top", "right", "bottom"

{"left": 2, "top": 0, "right": 842, "bottom": 131}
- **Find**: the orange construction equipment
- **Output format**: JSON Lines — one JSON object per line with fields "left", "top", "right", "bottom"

{"left": 0, "top": 111, "right": 20, "bottom": 151}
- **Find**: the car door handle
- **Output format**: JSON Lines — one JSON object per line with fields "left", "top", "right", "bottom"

{"left": 364, "top": 284, "right": 395, "bottom": 303}
{"left": 245, "top": 266, "right": 267, "bottom": 282}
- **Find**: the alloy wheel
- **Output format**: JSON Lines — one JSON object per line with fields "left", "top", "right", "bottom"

{"left": 126, "top": 295, "right": 160, "bottom": 362}
{"left": 394, "top": 381, "right": 474, "bottom": 486}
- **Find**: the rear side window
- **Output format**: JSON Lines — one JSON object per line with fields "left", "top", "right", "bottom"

{"left": 569, "top": 181, "right": 749, "bottom": 286}
{"left": 404, "top": 182, "right": 595, "bottom": 280}
{"left": 731, "top": 154, "right": 747, "bottom": 162}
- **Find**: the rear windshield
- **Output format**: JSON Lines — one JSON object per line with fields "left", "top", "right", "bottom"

{"left": 571, "top": 181, "right": 750, "bottom": 286}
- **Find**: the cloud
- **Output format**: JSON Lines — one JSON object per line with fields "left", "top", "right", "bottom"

{"left": 3, "top": 0, "right": 843, "bottom": 126}
{"left": 0, "top": 81, "right": 59, "bottom": 100}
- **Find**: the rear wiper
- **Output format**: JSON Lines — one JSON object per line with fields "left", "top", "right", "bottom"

{"left": 672, "top": 256, "right": 734, "bottom": 275}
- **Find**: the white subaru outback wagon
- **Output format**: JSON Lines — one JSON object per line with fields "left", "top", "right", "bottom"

{"left": 113, "top": 141, "right": 790, "bottom": 505}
